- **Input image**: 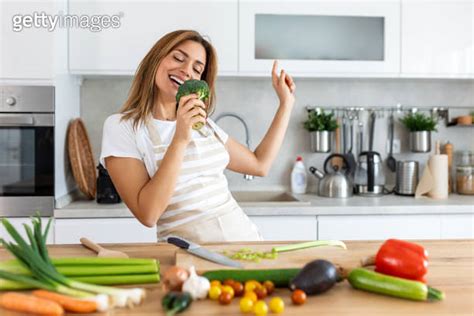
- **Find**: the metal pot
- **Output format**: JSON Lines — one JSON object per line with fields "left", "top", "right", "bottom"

{"left": 410, "top": 131, "right": 431, "bottom": 153}
{"left": 310, "top": 131, "right": 332, "bottom": 153}
{"left": 309, "top": 153, "right": 353, "bottom": 198}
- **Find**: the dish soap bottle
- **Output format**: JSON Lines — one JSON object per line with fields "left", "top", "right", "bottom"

{"left": 291, "top": 156, "right": 307, "bottom": 194}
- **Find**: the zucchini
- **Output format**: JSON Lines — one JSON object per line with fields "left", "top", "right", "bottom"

{"left": 202, "top": 268, "right": 300, "bottom": 288}
{"left": 348, "top": 268, "right": 444, "bottom": 301}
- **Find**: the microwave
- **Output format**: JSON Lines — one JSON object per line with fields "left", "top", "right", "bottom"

{"left": 0, "top": 86, "right": 55, "bottom": 217}
{"left": 239, "top": 0, "right": 401, "bottom": 76}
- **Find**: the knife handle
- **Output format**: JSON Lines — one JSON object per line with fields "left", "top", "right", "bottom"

{"left": 167, "top": 236, "right": 191, "bottom": 249}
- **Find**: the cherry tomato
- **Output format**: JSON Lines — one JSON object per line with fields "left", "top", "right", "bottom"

{"left": 263, "top": 280, "right": 275, "bottom": 295}
{"left": 253, "top": 300, "right": 268, "bottom": 316}
{"left": 232, "top": 281, "right": 244, "bottom": 297}
{"left": 210, "top": 280, "right": 221, "bottom": 287}
{"left": 223, "top": 279, "right": 235, "bottom": 287}
{"left": 245, "top": 280, "right": 261, "bottom": 292}
{"left": 239, "top": 297, "right": 254, "bottom": 313}
{"left": 254, "top": 286, "right": 267, "bottom": 299}
{"left": 244, "top": 291, "right": 258, "bottom": 303}
{"left": 221, "top": 285, "right": 235, "bottom": 298}
{"left": 291, "top": 289, "right": 307, "bottom": 305}
{"left": 208, "top": 285, "right": 222, "bottom": 300}
{"left": 269, "top": 297, "right": 285, "bottom": 314}
{"left": 218, "top": 291, "right": 233, "bottom": 305}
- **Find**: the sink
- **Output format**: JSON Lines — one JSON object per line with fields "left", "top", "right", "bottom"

{"left": 231, "top": 191, "right": 311, "bottom": 206}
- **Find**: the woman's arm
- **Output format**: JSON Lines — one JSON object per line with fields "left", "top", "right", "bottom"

{"left": 105, "top": 94, "right": 207, "bottom": 227}
{"left": 225, "top": 61, "right": 296, "bottom": 176}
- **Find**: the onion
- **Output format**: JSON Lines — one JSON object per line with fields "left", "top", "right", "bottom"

{"left": 163, "top": 266, "right": 189, "bottom": 291}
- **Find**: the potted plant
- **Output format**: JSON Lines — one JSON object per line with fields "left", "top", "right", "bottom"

{"left": 303, "top": 110, "right": 338, "bottom": 153}
{"left": 400, "top": 112, "right": 437, "bottom": 153}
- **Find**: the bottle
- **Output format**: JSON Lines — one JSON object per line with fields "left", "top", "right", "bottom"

{"left": 291, "top": 156, "right": 307, "bottom": 194}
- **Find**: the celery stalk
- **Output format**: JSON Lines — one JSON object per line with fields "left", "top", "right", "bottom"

{"left": 272, "top": 240, "right": 347, "bottom": 253}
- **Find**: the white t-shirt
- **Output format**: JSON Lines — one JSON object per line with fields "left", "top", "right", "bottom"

{"left": 99, "top": 113, "right": 229, "bottom": 178}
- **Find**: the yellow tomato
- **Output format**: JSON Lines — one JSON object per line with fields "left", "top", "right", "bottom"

{"left": 245, "top": 280, "right": 261, "bottom": 292}
{"left": 221, "top": 285, "right": 235, "bottom": 298}
{"left": 269, "top": 297, "right": 285, "bottom": 314}
{"left": 243, "top": 291, "right": 258, "bottom": 303}
{"left": 208, "top": 285, "right": 222, "bottom": 300}
{"left": 253, "top": 300, "right": 268, "bottom": 316}
{"left": 239, "top": 297, "right": 254, "bottom": 313}
{"left": 210, "top": 280, "right": 222, "bottom": 288}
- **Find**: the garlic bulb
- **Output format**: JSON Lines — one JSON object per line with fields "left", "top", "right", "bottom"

{"left": 182, "top": 266, "right": 210, "bottom": 300}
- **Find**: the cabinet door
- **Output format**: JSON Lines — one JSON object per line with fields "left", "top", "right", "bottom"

{"left": 55, "top": 218, "right": 157, "bottom": 244}
{"left": 440, "top": 214, "right": 474, "bottom": 239}
{"left": 401, "top": 0, "right": 474, "bottom": 77}
{"left": 0, "top": 1, "right": 54, "bottom": 80}
{"left": 69, "top": 1, "right": 238, "bottom": 75}
{"left": 0, "top": 217, "right": 54, "bottom": 244}
{"left": 249, "top": 216, "right": 317, "bottom": 241}
{"left": 318, "top": 215, "right": 441, "bottom": 240}
{"left": 239, "top": 0, "right": 400, "bottom": 76}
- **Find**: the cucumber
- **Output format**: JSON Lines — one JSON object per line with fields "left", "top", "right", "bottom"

{"left": 202, "top": 268, "right": 300, "bottom": 288}
{"left": 348, "top": 268, "right": 444, "bottom": 301}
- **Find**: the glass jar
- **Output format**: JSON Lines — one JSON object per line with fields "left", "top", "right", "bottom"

{"left": 455, "top": 151, "right": 474, "bottom": 195}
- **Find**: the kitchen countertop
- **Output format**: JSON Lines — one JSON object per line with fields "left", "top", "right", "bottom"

{"left": 1, "top": 240, "right": 473, "bottom": 315}
{"left": 54, "top": 193, "right": 474, "bottom": 218}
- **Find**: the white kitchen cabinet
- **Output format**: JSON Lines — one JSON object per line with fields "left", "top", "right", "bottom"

{"left": 440, "top": 214, "right": 474, "bottom": 239}
{"left": 55, "top": 218, "right": 157, "bottom": 244}
{"left": 0, "top": 217, "right": 54, "bottom": 244}
{"left": 69, "top": 0, "right": 238, "bottom": 75}
{"left": 239, "top": 0, "right": 400, "bottom": 76}
{"left": 401, "top": 0, "right": 474, "bottom": 77}
{"left": 0, "top": 1, "right": 54, "bottom": 80}
{"left": 318, "top": 215, "right": 442, "bottom": 240}
{"left": 249, "top": 216, "right": 317, "bottom": 241}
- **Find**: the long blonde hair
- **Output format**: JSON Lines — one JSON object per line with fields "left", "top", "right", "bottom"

{"left": 120, "top": 30, "right": 218, "bottom": 128}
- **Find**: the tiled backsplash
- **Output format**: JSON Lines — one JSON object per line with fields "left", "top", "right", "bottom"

{"left": 81, "top": 77, "right": 474, "bottom": 193}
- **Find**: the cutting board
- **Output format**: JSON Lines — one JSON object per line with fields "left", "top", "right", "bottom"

{"left": 175, "top": 243, "right": 356, "bottom": 272}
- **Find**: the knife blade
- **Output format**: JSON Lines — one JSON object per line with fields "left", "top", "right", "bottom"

{"left": 167, "top": 236, "right": 243, "bottom": 268}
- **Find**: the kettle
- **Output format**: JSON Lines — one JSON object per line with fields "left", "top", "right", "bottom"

{"left": 309, "top": 153, "right": 353, "bottom": 198}
{"left": 354, "top": 151, "right": 385, "bottom": 196}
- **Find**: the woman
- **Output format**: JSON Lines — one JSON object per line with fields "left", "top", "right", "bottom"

{"left": 100, "top": 30, "right": 295, "bottom": 243}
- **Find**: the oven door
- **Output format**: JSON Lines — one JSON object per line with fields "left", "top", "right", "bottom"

{"left": 0, "top": 113, "right": 54, "bottom": 217}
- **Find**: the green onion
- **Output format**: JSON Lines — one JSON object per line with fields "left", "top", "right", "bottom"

{"left": 272, "top": 240, "right": 347, "bottom": 253}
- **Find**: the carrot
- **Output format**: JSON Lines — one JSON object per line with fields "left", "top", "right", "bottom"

{"left": 0, "top": 292, "right": 64, "bottom": 315}
{"left": 32, "top": 290, "right": 98, "bottom": 313}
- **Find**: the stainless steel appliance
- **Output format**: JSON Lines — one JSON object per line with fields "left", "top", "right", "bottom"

{"left": 354, "top": 151, "right": 385, "bottom": 196}
{"left": 0, "top": 86, "right": 54, "bottom": 217}
{"left": 309, "top": 153, "right": 353, "bottom": 198}
{"left": 395, "top": 161, "right": 419, "bottom": 196}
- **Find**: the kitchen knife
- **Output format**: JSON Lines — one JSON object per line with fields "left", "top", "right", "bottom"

{"left": 167, "top": 236, "right": 244, "bottom": 268}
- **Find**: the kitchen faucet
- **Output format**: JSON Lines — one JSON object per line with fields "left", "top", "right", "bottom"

{"left": 214, "top": 112, "right": 254, "bottom": 181}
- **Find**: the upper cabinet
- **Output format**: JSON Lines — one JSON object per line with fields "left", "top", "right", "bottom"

{"left": 69, "top": 1, "right": 238, "bottom": 75}
{"left": 0, "top": 1, "right": 54, "bottom": 81}
{"left": 239, "top": 0, "right": 401, "bottom": 76}
{"left": 401, "top": 0, "right": 474, "bottom": 77}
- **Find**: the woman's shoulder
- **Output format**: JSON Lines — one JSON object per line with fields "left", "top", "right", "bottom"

{"left": 104, "top": 112, "right": 141, "bottom": 131}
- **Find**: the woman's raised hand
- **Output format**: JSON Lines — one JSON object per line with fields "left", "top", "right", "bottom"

{"left": 271, "top": 60, "right": 296, "bottom": 107}
{"left": 173, "top": 94, "right": 207, "bottom": 144}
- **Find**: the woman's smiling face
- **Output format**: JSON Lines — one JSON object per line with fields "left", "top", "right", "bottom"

{"left": 155, "top": 40, "right": 207, "bottom": 102}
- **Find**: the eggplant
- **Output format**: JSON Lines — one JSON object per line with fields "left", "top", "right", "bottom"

{"left": 289, "top": 259, "right": 341, "bottom": 295}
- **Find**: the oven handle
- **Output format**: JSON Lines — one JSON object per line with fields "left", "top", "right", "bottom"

{"left": 0, "top": 114, "right": 35, "bottom": 126}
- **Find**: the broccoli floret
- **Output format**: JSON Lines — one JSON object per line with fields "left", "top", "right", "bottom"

{"left": 175, "top": 79, "right": 210, "bottom": 130}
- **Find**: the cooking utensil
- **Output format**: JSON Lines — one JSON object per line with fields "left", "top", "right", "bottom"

{"left": 332, "top": 116, "right": 343, "bottom": 169}
{"left": 345, "top": 120, "right": 357, "bottom": 177}
{"left": 80, "top": 237, "right": 129, "bottom": 258}
{"left": 395, "top": 161, "right": 419, "bottom": 196}
{"left": 354, "top": 151, "right": 385, "bottom": 196}
{"left": 309, "top": 153, "right": 353, "bottom": 198}
{"left": 167, "top": 236, "right": 243, "bottom": 268}
{"left": 358, "top": 122, "right": 364, "bottom": 154}
{"left": 386, "top": 113, "right": 397, "bottom": 172}
{"left": 369, "top": 112, "right": 376, "bottom": 151}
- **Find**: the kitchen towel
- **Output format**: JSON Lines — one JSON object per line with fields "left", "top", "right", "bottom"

{"left": 415, "top": 154, "right": 448, "bottom": 199}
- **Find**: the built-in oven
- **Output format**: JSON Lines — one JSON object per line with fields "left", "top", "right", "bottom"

{"left": 0, "top": 86, "right": 54, "bottom": 217}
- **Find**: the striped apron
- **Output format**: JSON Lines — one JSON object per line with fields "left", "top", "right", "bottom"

{"left": 146, "top": 120, "right": 263, "bottom": 243}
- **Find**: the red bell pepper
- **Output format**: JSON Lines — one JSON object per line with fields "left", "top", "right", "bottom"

{"left": 374, "top": 239, "right": 428, "bottom": 283}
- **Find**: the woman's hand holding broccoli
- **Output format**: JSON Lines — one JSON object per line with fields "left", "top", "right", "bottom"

{"left": 173, "top": 94, "right": 207, "bottom": 145}
{"left": 271, "top": 60, "right": 296, "bottom": 108}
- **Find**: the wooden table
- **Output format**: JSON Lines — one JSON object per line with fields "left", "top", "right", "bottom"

{"left": 1, "top": 240, "right": 473, "bottom": 315}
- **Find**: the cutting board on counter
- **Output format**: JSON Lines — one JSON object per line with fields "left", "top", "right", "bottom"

{"left": 175, "top": 243, "right": 356, "bottom": 272}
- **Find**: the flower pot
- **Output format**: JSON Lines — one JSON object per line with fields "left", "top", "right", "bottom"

{"left": 310, "top": 131, "right": 332, "bottom": 153}
{"left": 410, "top": 131, "right": 431, "bottom": 153}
